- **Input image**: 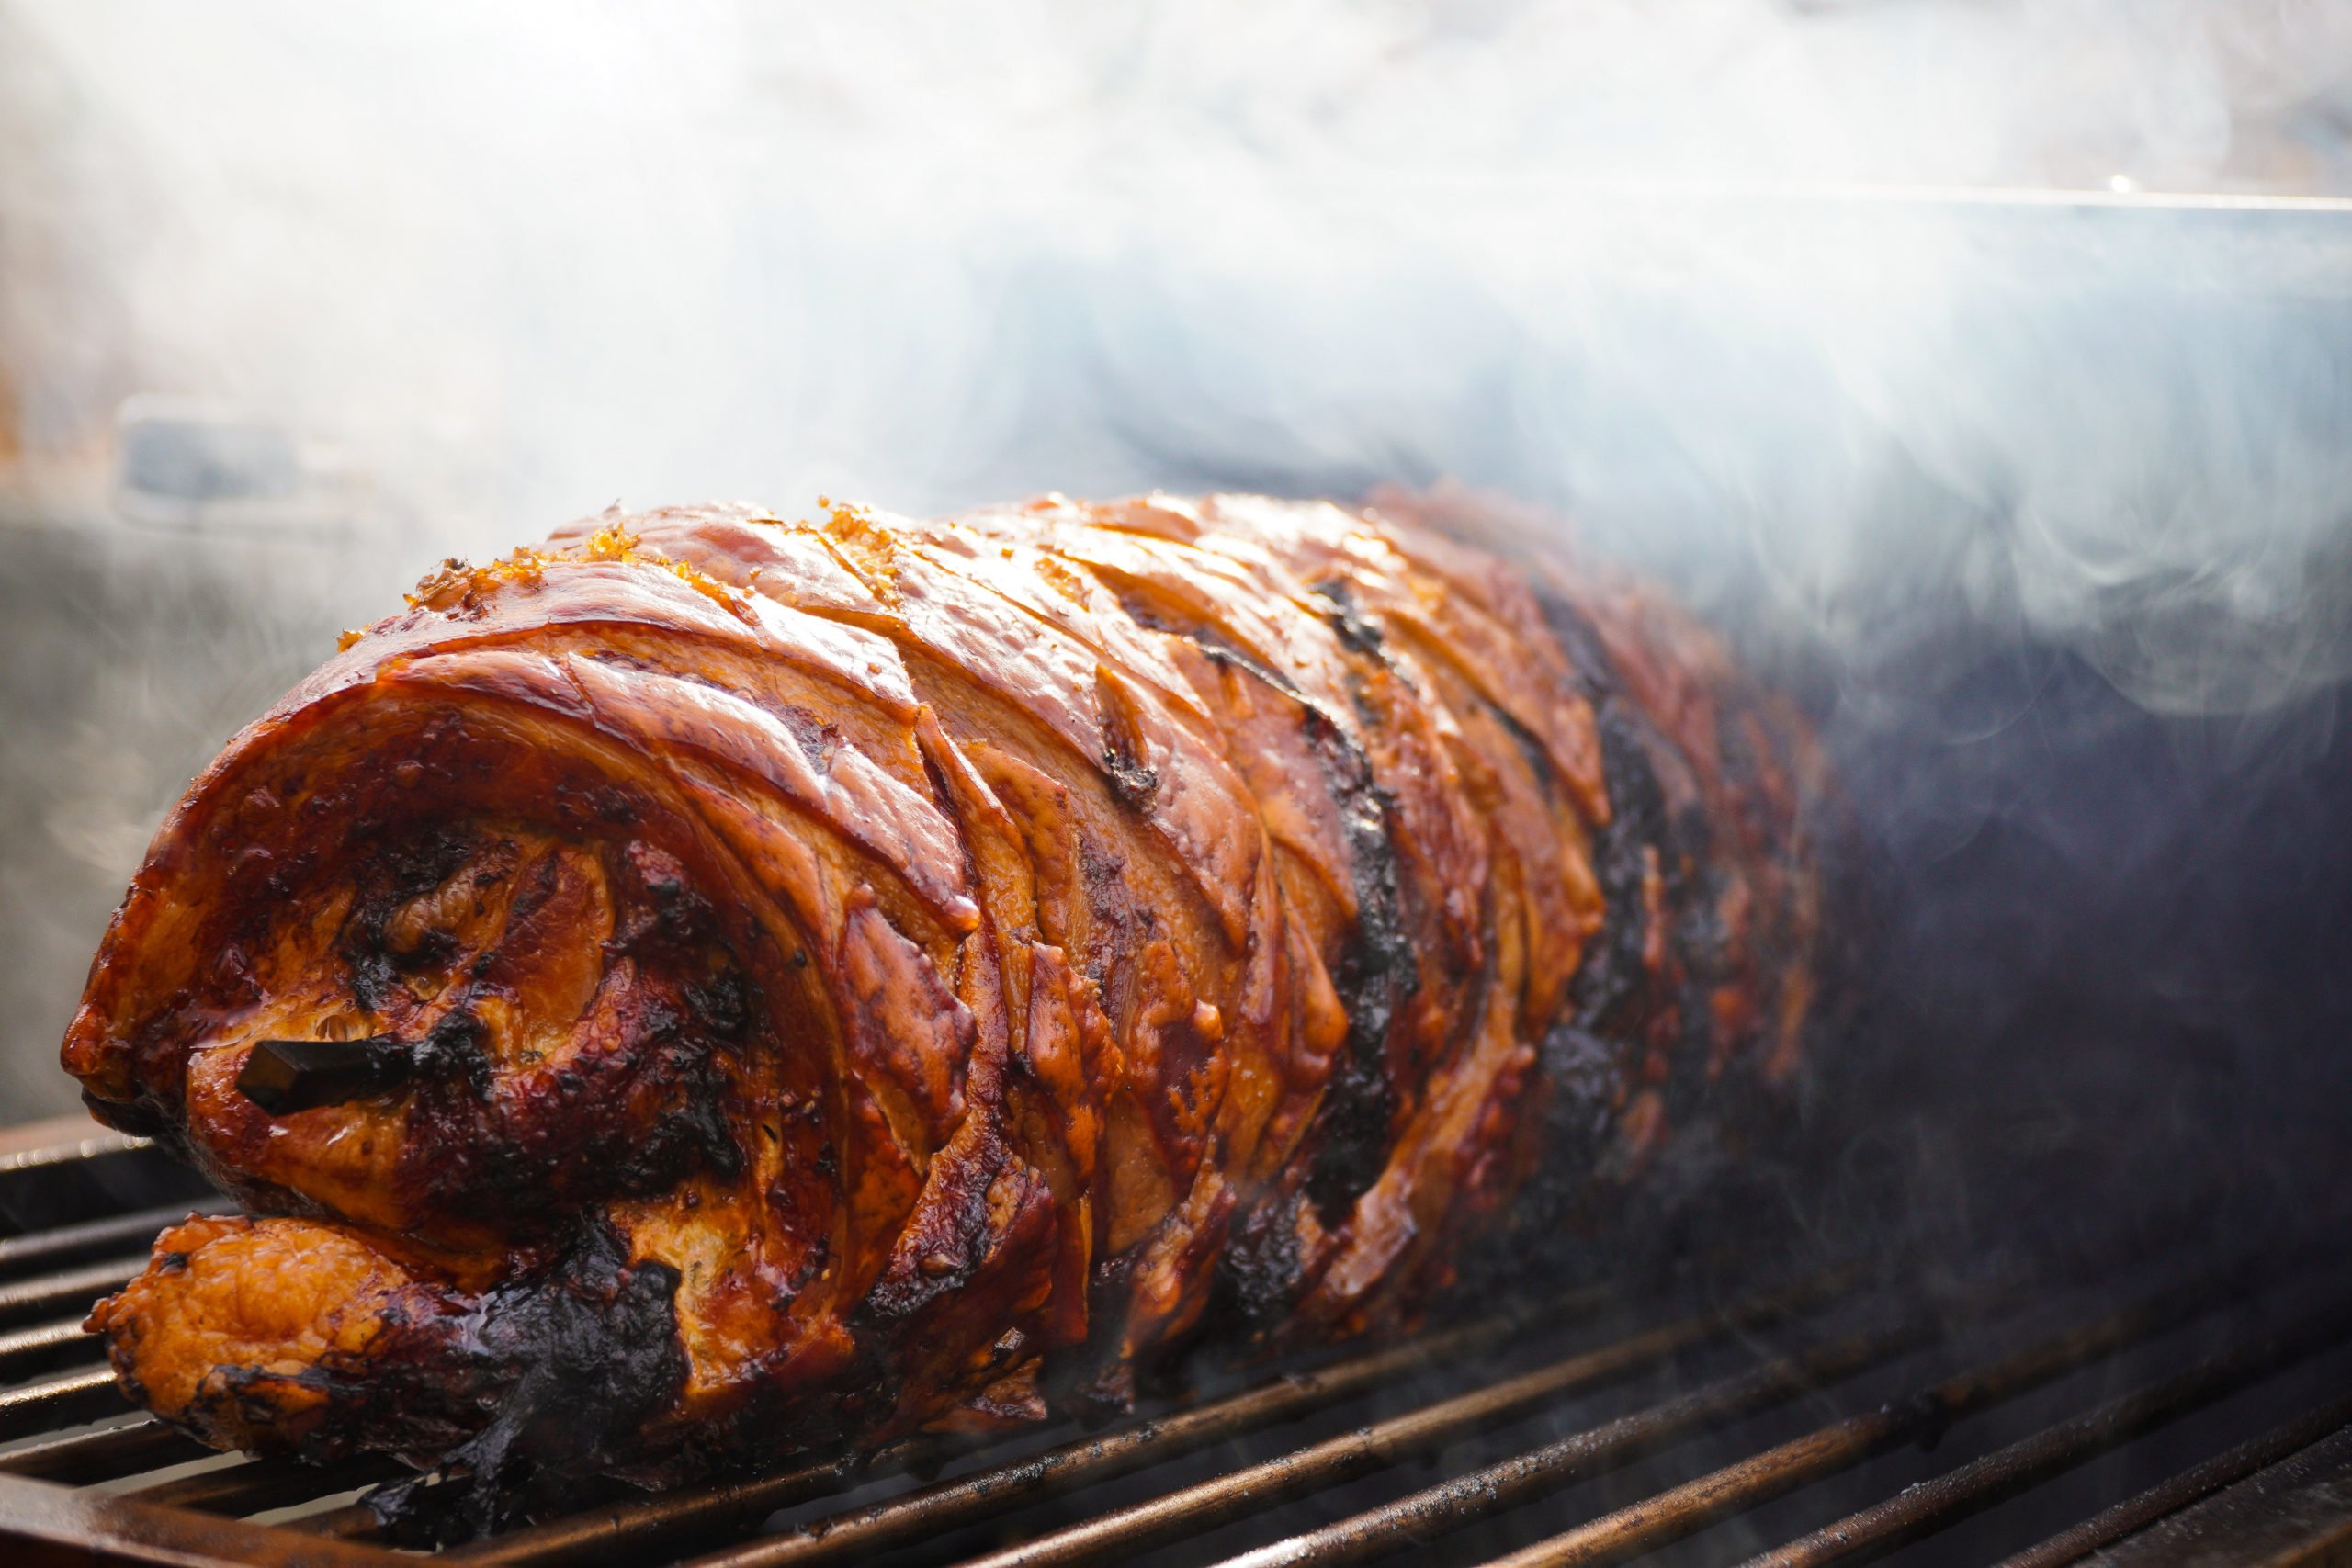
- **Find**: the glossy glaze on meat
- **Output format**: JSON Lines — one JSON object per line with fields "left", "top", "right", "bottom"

{"left": 65, "top": 492, "right": 1823, "bottom": 1532}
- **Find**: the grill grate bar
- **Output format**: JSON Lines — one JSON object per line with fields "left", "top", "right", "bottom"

{"left": 435, "top": 1287, "right": 1619, "bottom": 1568}
{"left": 127, "top": 1452, "right": 411, "bottom": 1517}
{"left": 438, "top": 1451, "right": 866, "bottom": 1566}
{"left": 0, "top": 1201, "right": 231, "bottom": 1282}
{"left": 0, "top": 1467, "right": 404, "bottom": 1567}
{"left": 671, "top": 1277, "right": 1844, "bottom": 1568}
{"left": 0, "top": 1127, "right": 2342, "bottom": 1568}
{"left": 1209, "top": 1321, "right": 1930, "bottom": 1568}
{"left": 0, "top": 1418, "right": 211, "bottom": 1484}
{"left": 1459, "top": 1276, "right": 2275, "bottom": 1568}
{"left": 1739, "top": 1306, "right": 2352, "bottom": 1568}
{"left": 0, "top": 1117, "right": 149, "bottom": 1176}
{"left": 1994, "top": 1393, "right": 2352, "bottom": 1568}
{"left": 288, "top": 1501, "right": 408, "bottom": 1540}
{"left": 0, "top": 1256, "right": 142, "bottom": 1332}
{"left": 0, "top": 1365, "right": 129, "bottom": 1444}
{"left": 0, "top": 1315, "right": 107, "bottom": 1382}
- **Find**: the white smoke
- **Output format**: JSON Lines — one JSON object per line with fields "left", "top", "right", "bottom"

{"left": 7, "top": 1, "right": 2352, "bottom": 716}
{"left": 6, "top": 2, "right": 2352, "bottom": 1117}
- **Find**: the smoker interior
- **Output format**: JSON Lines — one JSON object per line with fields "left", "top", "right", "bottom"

{"left": 6, "top": 191, "right": 2352, "bottom": 1565}
{"left": 0, "top": 1119, "right": 2349, "bottom": 1568}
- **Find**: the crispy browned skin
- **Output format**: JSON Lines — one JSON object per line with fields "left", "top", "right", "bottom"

{"left": 65, "top": 492, "right": 1822, "bottom": 1525}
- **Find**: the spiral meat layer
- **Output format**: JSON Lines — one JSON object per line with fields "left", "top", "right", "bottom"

{"left": 65, "top": 491, "right": 1822, "bottom": 1528}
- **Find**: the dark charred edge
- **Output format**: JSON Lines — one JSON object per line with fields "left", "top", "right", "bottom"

{"left": 1447, "top": 591, "right": 1662, "bottom": 1290}
{"left": 1300, "top": 705, "right": 1413, "bottom": 1224}
{"left": 1449, "top": 1020, "right": 1627, "bottom": 1300}
{"left": 365, "top": 1218, "right": 689, "bottom": 1546}
{"left": 1069, "top": 1247, "right": 1145, "bottom": 1416}
{"left": 336, "top": 829, "right": 751, "bottom": 1227}
{"left": 854, "top": 1151, "right": 1004, "bottom": 1330}
{"left": 397, "top": 1001, "right": 742, "bottom": 1224}
{"left": 78, "top": 1088, "right": 171, "bottom": 1139}
{"left": 1487, "top": 584, "right": 1826, "bottom": 1297}
{"left": 1097, "top": 742, "right": 1160, "bottom": 811}
{"left": 1310, "top": 577, "right": 1387, "bottom": 659}
{"left": 1187, "top": 639, "right": 1414, "bottom": 1229}
{"left": 1572, "top": 703, "right": 1675, "bottom": 1038}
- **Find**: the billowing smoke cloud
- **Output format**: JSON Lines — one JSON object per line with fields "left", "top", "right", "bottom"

{"left": 4, "top": 0, "right": 2352, "bottom": 1130}
{"left": 5, "top": 3, "right": 2352, "bottom": 713}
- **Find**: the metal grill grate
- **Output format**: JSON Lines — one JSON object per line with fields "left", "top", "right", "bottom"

{"left": 2, "top": 1117, "right": 2350, "bottom": 1568}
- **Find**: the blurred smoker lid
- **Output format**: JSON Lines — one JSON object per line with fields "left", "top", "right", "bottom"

{"left": 112, "top": 395, "right": 367, "bottom": 533}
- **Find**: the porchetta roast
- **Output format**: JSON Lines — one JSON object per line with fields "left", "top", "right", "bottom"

{"left": 63, "top": 491, "right": 1825, "bottom": 1532}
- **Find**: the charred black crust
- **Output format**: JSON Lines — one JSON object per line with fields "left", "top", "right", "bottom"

{"left": 1499, "top": 1021, "right": 1624, "bottom": 1247}
{"left": 1209, "top": 1192, "right": 1305, "bottom": 1333}
{"left": 1572, "top": 701, "right": 1673, "bottom": 1036}
{"left": 366, "top": 1218, "right": 687, "bottom": 1544}
{"left": 1069, "top": 1245, "right": 1148, "bottom": 1416}
{"left": 1533, "top": 590, "right": 1679, "bottom": 1044}
{"left": 1446, "top": 589, "right": 1659, "bottom": 1273}
{"left": 337, "top": 826, "right": 482, "bottom": 1015}
{"left": 400, "top": 992, "right": 741, "bottom": 1224}
{"left": 1303, "top": 739, "right": 1409, "bottom": 1223}
{"left": 413, "top": 1008, "right": 493, "bottom": 1101}
{"left": 324, "top": 829, "right": 751, "bottom": 1226}
{"left": 1098, "top": 744, "right": 1160, "bottom": 810}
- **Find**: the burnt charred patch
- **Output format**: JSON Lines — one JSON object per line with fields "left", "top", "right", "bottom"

{"left": 1301, "top": 707, "right": 1413, "bottom": 1221}
{"left": 1569, "top": 702, "right": 1672, "bottom": 1037}
{"left": 1189, "top": 640, "right": 1409, "bottom": 1223}
{"left": 413, "top": 1007, "right": 493, "bottom": 1100}
{"left": 367, "top": 1219, "right": 687, "bottom": 1544}
{"left": 1097, "top": 743, "right": 1159, "bottom": 810}
{"left": 1070, "top": 1247, "right": 1144, "bottom": 1416}
{"left": 1533, "top": 592, "right": 1614, "bottom": 703}
{"left": 1312, "top": 577, "right": 1387, "bottom": 659}
{"left": 1461, "top": 1021, "right": 1626, "bottom": 1290}
{"left": 1534, "top": 1022, "right": 1623, "bottom": 1190}
{"left": 400, "top": 987, "right": 741, "bottom": 1226}
{"left": 79, "top": 1088, "right": 169, "bottom": 1139}
{"left": 684, "top": 970, "right": 752, "bottom": 1041}
{"left": 337, "top": 826, "right": 486, "bottom": 1013}
{"left": 1210, "top": 1193, "right": 1304, "bottom": 1333}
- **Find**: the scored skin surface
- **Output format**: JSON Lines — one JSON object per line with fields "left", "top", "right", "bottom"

{"left": 62, "top": 491, "right": 1823, "bottom": 1527}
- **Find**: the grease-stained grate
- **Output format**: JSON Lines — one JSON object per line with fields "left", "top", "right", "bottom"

{"left": 1, "top": 1116, "right": 2349, "bottom": 1568}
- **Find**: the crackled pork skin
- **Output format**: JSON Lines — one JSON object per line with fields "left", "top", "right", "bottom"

{"left": 67, "top": 491, "right": 1823, "bottom": 1524}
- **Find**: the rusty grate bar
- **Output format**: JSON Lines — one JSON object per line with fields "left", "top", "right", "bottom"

{"left": 127, "top": 1452, "right": 412, "bottom": 1517}
{"left": 0, "top": 1366, "right": 130, "bottom": 1444}
{"left": 1995, "top": 1392, "right": 2352, "bottom": 1568}
{"left": 0, "top": 1201, "right": 231, "bottom": 1281}
{"left": 1474, "top": 1284, "right": 2352, "bottom": 1568}
{"left": 0, "top": 1315, "right": 107, "bottom": 1382}
{"left": 2, "top": 1117, "right": 2348, "bottom": 1568}
{"left": 1742, "top": 1316, "right": 2352, "bottom": 1568}
{"left": 1209, "top": 1320, "right": 1928, "bottom": 1568}
{"left": 0, "top": 1419, "right": 212, "bottom": 1485}
{"left": 437, "top": 1283, "right": 1630, "bottom": 1568}
{"left": 669, "top": 1275, "right": 1844, "bottom": 1568}
{"left": 0, "top": 1468, "right": 402, "bottom": 1566}
{"left": 0, "top": 1257, "right": 143, "bottom": 1332}
{"left": 0, "top": 1115, "right": 150, "bottom": 1175}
